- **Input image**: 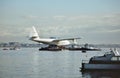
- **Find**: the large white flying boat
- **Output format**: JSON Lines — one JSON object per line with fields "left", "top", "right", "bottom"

{"left": 29, "top": 26, "right": 81, "bottom": 46}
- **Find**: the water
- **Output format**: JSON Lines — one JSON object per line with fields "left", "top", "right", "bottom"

{"left": 0, "top": 48, "right": 120, "bottom": 78}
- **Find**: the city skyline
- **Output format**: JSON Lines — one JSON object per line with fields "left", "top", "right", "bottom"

{"left": 0, "top": 0, "right": 120, "bottom": 44}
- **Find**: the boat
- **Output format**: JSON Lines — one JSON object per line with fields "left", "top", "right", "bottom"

{"left": 2, "top": 46, "right": 20, "bottom": 50}
{"left": 9, "top": 47, "right": 20, "bottom": 50}
{"left": 81, "top": 49, "right": 120, "bottom": 71}
{"left": 69, "top": 47, "right": 101, "bottom": 52}
{"left": 68, "top": 44, "right": 101, "bottom": 52}
{"left": 39, "top": 47, "right": 62, "bottom": 51}
{"left": 2, "top": 48, "right": 9, "bottom": 50}
{"left": 81, "top": 70, "right": 120, "bottom": 78}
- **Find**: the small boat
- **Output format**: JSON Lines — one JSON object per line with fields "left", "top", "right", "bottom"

{"left": 68, "top": 43, "right": 101, "bottom": 52}
{"left": 9, "top": 47, "right": 20, "bottom": 50}
{"left": 69, "top": 47, "right": 101, "bottom": 52}
{"left": 81, "top": 49, "right": 120, "bottom": 71}
{"left": 2, "top": 48, "right": 9, "bottom": 50}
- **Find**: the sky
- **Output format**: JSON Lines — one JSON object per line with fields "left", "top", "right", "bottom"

{"left": 0, "top": 0, "right": 120, "bottom": 44}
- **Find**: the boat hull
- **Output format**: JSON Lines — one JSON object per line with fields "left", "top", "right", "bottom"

{"left": 39, "top": 48, "right": 62, "bottom": 51}
{"left": 69, "top": 47, "right": 101, "bottom": 51}
{"left": 81, "top": 63, "right": 120, "bottom": 71}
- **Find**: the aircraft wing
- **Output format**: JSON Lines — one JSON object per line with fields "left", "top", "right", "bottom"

{"left": 52, "top": 37, "right": 81, "bottom": 42}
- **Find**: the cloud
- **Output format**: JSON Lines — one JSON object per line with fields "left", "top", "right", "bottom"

{"left": 0, "top": 31, "right": 12, "bottom": 36}
{"left": 67, "top": 13, "right": 120, "bottom": 27}
{"left": 0, "top": 25, "right": 26, "bottom": 37}
{"left": 0, "top": 13, "right": 120, "bottom": 43}
{"left": 53, "top": 15, "right": 66, "bottom": 20}
{"left": 22, "top": 13, "right": 120, "bottom": 29}
{"left": 22, "top": 15, "right": 48, "bottom": 20}
{"left": 99, "top": 27, "right": 120, "bottom": 33}
{"left": 36, "top": 13, "right": 120, "bottom": 36}
{"left": 22, "top": 15, "right": 38, "bottom": 19}
{"left": 51, "top": 13, "right": 120, "bottom": 34}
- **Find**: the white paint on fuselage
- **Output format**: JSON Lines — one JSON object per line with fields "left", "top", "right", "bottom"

{"left": 58, "top": 40, "right": 70, "bottom": 46}
{"left": 33, "top": 38, "right": 70, "bottom": 46}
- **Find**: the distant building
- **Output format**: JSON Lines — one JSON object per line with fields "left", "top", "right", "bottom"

{"left": 9, "top": 42, "right": 20, "bottom": 47}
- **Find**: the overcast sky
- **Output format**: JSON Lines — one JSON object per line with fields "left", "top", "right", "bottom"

{"left": 0, "top": 0, "right": 120, "bottom": 44}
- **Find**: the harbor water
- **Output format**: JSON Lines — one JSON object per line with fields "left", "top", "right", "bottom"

{"left": 0, "top": 48, "right": 120, "bottom": 78}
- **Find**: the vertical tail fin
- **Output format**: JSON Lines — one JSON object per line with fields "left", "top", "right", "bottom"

{"left": 29, "top": 26, "right": 40, "bottom": 40}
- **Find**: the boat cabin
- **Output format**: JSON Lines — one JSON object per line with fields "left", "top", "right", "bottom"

{"left": 89, "top": 49, "right": 120, "bottom": 64}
